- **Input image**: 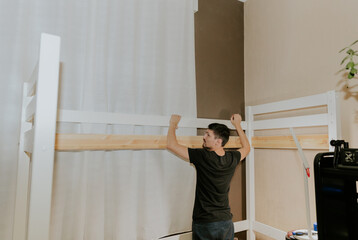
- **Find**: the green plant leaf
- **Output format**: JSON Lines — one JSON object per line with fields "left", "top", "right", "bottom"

{"left": 350, "top": 40, "right": 358, "bottom": 46}
{"left": 347, "top": 49, "right": 355, "bottom": 55}
{"left": 346, "top": 61, "right": 355, "bottom": 69}
{"left": 341, "top": 55, "right": 350, "bottom": 65}
{"left": 348, "top": 73, "right": 354, "bottom": 79}
{"left": 339, "top": 47, "right": 348, "bottom": 53}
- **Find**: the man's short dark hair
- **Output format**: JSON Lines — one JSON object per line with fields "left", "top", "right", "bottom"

{"left": 208, "top": 123, "right": 230, "bottom": 147}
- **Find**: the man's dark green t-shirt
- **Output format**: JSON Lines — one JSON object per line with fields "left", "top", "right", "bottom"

{"left": 188, "top": 148, "right": 241, "bottom": 223}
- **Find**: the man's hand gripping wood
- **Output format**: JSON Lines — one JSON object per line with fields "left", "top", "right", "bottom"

{"left": 231, "top": 114, "right": 250, "bottom": 161}
{"left": 167, "top": 114, "right": 189, "bottom": 161}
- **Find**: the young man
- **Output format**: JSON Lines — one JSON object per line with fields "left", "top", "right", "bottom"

{"left": 167, "top": 114, "right": 250, "bottom": 240}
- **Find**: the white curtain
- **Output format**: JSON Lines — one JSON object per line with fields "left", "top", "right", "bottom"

{"left": 0, "top": 0, "right": 197, "bottom": 239}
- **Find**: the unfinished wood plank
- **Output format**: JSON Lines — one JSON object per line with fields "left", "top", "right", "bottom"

{"left": 55, "top": 134, "right": 242, "bottom": 151}
{"left": 252, "top": 134, "right": 328, "bottom": 150}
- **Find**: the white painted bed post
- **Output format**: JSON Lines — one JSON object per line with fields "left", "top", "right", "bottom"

{"left": 245, "top": 106, "right": 255, "bottom": 240}
{"left": 13, "top": 82, "right": 34, "bottom": 240}
{"left": 13, "top": 33, "right": 61, "bottom": 240}
{"left": 327, "top": 90, "right": 341, "bottom": 151}
{"left": 27, "top": 33, "right": 60, "bottom": 240}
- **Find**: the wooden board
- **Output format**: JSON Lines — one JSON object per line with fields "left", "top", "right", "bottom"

{"left": 55, "top": 134, "right": 329, "bottom": 151}
{"left": 55, "top": 134, "right": 242, "bottom": 150}
{"left": 252, "top": 134, "right": 328, "bottom": 150}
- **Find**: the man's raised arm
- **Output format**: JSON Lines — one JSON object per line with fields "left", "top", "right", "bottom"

{"left": 231, "top": 114, "right": 250, "bottom": 161}
{"left": 167, "top": 114, "right": 189, "bottom": 161}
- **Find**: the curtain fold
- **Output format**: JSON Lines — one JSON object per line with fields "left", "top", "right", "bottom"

{"left": 0, "top": 0, "right": 197, "bottom": 239}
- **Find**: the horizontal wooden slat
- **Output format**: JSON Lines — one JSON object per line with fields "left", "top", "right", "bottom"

{"left": 55, "top": 134, "right": 242, "bottom": 151}
{"left": 251, "top": 92, "right": 328, "bottom": 115}
{"left": 25, "top": 96, "right": 36, "bottom": 122}
{"left": 252, "top": 134, "right": 329, "bottom": 150}
{"left": 253, "top": 114, "right": 328, "bottom": 130}
{"left": 24, "top": 129, "right": 35, "bottom": 153}
{"left": 55, "top": 134, "right": 329, "bottom": 151}
{"left": 27, "top": 64, "right": 38, "bottom": 97}
{"left": 234, "top": 220, "right": 249, "bottom": 233}
{"left": 57, "top": 110, "right": 247, "bottom": 130}
{"left": 253, "top": 221, "right": 287, "bottom": 240}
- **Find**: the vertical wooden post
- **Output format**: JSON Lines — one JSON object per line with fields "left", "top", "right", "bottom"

{"left": 26, "top": 33, "right": 61, "bottom": 240}
{"left": 245, "top": 106, "right": 255, "bottom": 240}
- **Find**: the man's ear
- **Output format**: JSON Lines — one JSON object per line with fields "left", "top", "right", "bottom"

{"left": 216, "top": 138, "right": 223, "bottom": 147}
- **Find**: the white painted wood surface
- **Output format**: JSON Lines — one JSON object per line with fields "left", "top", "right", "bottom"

{"left": 253, "top": 221, "right": 287, "bottom": 240}
{"left": 27, "top": 63, "right": 38, "bottom": 96}
{"left": 26, "top": 33, "right": 61, "bottom": 240}
{"left": 13, "top": 83, "right": 33, "bottom": 240}
{"left": 253, "top": 114, "right": 328, "bottom": 130}
{"left": 234, "top": 220, "right": 249, "bottom": 233}
{"left": 25, "top": 95, "right": 36, "bottom": 122}
{"left": 251, "top": 92, "right": 328, "bottom": 115}
{"left": 57, "top": 109, "right": 247, "bottom": 130}
{"left": 245, "top": 106, "right": 256, "bottom": 240}
{"left": 327, "top": 91, "right": 341, "bottom": 151}
{"left": 23, "top": 129, "right": 34, "bottom": 154}
{"left": 193, "top": 0, "right": 198, "bottom": 12}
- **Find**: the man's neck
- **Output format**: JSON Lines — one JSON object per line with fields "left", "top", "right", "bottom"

{"left": 207, "top": 146, "right": 225, "bottom": 156}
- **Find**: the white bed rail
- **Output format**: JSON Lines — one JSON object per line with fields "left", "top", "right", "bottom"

{"left": 57, "top": 109, "right": 247, "bottom": 130}
{"left": 250, "top": 92, "right": 329, "bottom": 115}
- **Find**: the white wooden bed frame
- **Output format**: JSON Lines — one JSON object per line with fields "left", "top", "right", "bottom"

{"left": 13, "top": 33, "right": 341, "bottom": 240}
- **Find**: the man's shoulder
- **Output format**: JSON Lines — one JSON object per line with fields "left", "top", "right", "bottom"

{"left": 188, "top": 147, "right": 206, "bottom": 152}
{"left": 225, "top": 150, "right": 241, "bottom": 162}
{"left": 188, "top": 148, "right": 207, "bottom": 156}
{"left": 188, "top": 148, "right": 208, "bottom": 163}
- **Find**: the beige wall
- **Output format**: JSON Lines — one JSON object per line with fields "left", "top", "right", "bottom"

{"left": 244, "top": 0, "right": 358, "bottom": 239}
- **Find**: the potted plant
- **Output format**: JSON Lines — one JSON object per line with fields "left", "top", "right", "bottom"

{"left": 340, "top": 40, "right": 358, "bottom": 80}
{"left": 339, "top": 41, "right": 358, "bottom": 100}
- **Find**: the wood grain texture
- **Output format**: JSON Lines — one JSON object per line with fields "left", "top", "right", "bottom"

{"left": 55, "top": 134, "right": 242, "bottom": 150}
{"left": 55, "top": 134, "right": 329, "bottom": 151}
{"left": 252, "top": 134, "right": 328, "bottom": 150}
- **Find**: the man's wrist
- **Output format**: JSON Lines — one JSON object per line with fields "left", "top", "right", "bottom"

{"left": 169, "top": 124, "right": 177, "bottom": 129}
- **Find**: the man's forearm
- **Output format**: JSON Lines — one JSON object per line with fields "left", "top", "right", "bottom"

{"left": 236, "top": 124, "right": 249, "bottom": 148}
{"left": 167, "top": 125, "right": 178, "bottom": 150}
{"left": 234, "top": 123, "right": 250, "bottom": 159}
{"left": 166, "top": 117, "right": 189, "bottom": 161}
